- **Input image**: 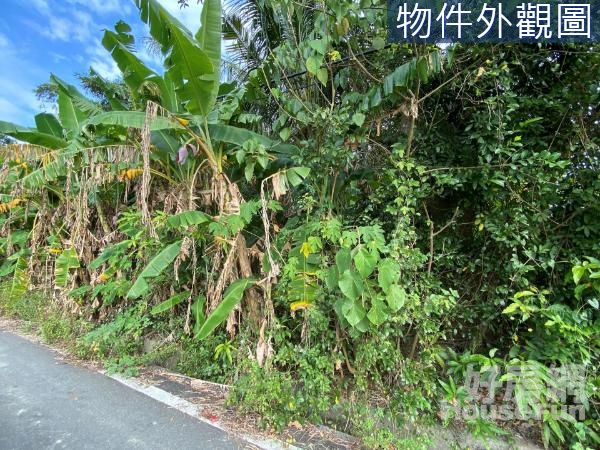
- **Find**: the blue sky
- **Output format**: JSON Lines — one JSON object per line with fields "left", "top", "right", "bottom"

{"left": 0, "top": 0, "right": 204, "bottom": 126}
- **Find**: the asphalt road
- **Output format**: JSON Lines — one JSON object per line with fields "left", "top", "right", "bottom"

{"left": 0, "top": 329, "right": 249, "bottom": 450}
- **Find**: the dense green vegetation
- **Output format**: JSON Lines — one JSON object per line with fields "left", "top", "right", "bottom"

{"left": 0, "top": 0, "right": 598, "bottom": 448}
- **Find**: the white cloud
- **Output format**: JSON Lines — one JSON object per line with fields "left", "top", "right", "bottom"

{"left": 30, "top": 0, "right": 50, "bottom": 15}
{"left": 87, "top": 42, "right": 121, "bottom": 80}
{"left": 157, "top": 0, "right": 203, "bottom": 33}
{"left": 66, "top": 0, "right": 133, "bottom": 16}
{"left": 0, "top": 33, "right": 9, "bottom": 49}
{"left": 37, "top": 9, "right": 101, "bottom": 43}
{"left": 0, "top": 75, "right": 43, "bottom": 126}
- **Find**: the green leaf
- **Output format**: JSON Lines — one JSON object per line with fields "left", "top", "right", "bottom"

{"left": 136, "top": 0, "right": 215, "bottom": 115}
{"left": 195, "top": 0, "right": 221, "bottom": 108}
{"left": 127, "top": 241, "right": 182, "bottom": 299}
{"left": 195, "top": 277, "right": 255, "bottom": 340}
{"left": 572, "top": 265, "right": 586, "bottom": 285}
{"left": 316, "top": 68, "right": 328, "bottom": 86}
{"left": 10, "top": 257, "right": 29, "bottom": 297}
{"left": 53, "top": 77, "right": 88, "bottom": 139}
{"left": 35, "top": 113, "right": 63, "bottom": 138}
{"left": 339, "top": 270, "right": 363, "bottom": 300}
{"left": 85, "top": 111, "right": 182, "bottom": 130}
{"left": 54, "top": 248, "right": 80, "bottom": 287}
{"left": 208, "top": 123, "right": 300, "bottom": 156}
{"left": 286, "top": 167, "right": 311, "bottom": 187}
{"left": 244, "top": 162, "right": 255, "bottom": 181}
{"left": 102, "top": 29, "right": 175, "bottom": 109}
{"left": 352, "top": 112, "right": 365, "bottom": 127}
{"left": 502, "top": 303, "right": 520, "bottom": 315}
{"left": 167, "top": 210, "right": 211, "bottom": 228}
{"left": 372, "top": 36, "right": 385, "bottom": 50}
{"left": 386, "top": 284, "right": 406, "bottom": 312}
{"left": 279, "top": 127, "right": 291, "bottom": 141}
{"left": 335, "top": 248, "right": 352, "bottom": 273}
{"left": 308, "top": 39, "right": 327, "bottom": 55}
{"left": 367, "top": 298, "right": 388, "bottom": 326}
{"left": 89, "top": 241, "right": 129, "bottom": 270}
{"left": 151, "top": 291, "right": 190, "bottom": 315}
{"left": 20, "top": 144, "right": 80, "bottom": 189}
{"left": 341, "top": 299, "right": 366, "bottom": 327}
{"left": 0, "top": 120, "right": 67, "bottom": 149}
{"left": 306, "top": 55, "right": 321, "bottom": 75}
{"left": 514, "top": 290, "right": 535, "bottom": 299}
{"left": 354, "top": 247, "right": 378, "bottom": 278}
{"left": 378, "top": 258, "right": 400, "bottom": 292}
{"left": 192, "top": 295, "right": 206, "bottom": 336}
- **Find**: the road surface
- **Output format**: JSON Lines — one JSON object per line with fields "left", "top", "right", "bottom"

{"left": 0, "top": 329, "right": 250, "bottom": 449}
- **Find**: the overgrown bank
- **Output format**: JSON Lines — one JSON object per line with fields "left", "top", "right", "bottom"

{"left": 0, "top": 0, "right": 599, "bottom": 448}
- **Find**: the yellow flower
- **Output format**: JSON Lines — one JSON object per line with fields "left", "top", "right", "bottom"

{"left": 328, "top": 50, "right": 341, "bottom": 62}
{"left": 300, "top": 241, "right": 311, "bottom": 258}
{"left": 98, "top": 273, "right": 110, "bottom": 282}
{"left": 118, "top": 168, "right": 144, "bottom": 181}
{"left": 290, "top": 301, "right": 313, "bottom": 312}
{"left": 0, "top": 198, "right": 25, "bottom": 213}
{"left": 48, "top": 248, "right": 62, "bottom": 254}
{"left": 175, "top": 117, "right": 190, "bottom": 127}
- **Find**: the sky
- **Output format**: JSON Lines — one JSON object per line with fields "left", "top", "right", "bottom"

{"left": 0, "top": 0, "right": 204, "bottom": 126}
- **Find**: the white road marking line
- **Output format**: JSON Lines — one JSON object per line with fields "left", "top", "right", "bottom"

{"left": 108, "top": 373, "right": 300, "bottom": 450}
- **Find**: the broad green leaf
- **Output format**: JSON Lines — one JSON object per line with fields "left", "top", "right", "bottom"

{"left": 279, "top": 127, "right": 291, "bottom": 141}
{"left": 51, "top": 75, "right": 102, "bottom": 117}
{"left": 354, "top": 247, "right": 378, "bottom": 278}
{"left": 352, "top": 113, "right": 365, "bottom": 127}
{"left": 55, "top": 248, "right": 80, "bottom": 287}
{"left": 52, "top": 76, "right": 89, "bottom": 138}
{"left": 85, "top": 111, "right": 182, "bottom": 131}
{"left": 308, "top": 39, "right": 327, "bottom": 55}
{"left": 335, "top": 248, "right": 352, "bottom": 273}
{"left": 34, "top": 113, "right": 63, "bottom": 138}
{"left": 10, "top": 257, "right": 29, "bottom": 297}
{"left": 342, "top": 299, "right": 366, "bottom": 327}
{"left": 151, "top": 291, "right": 190, "bottom": 315}
{"left": 127, "top": 240, "right": 182, "bottom": 299}
{"left": 386, "top": 284, "right": 406, "bottom": 312}
{"left": 20, "top": 144, "right": 81, "bottom": 189}
{"left": 378, "top": 258, "right": 400, "bottom": 292}
{"left": 367, "top": 298, "right": 388, "bottom": 326}
{"left": 102, "top": 29, "right": 176, "bottom": 109}
{"left": 136, "top": 0, "right": 215, "bottom": 116}
{"left": 195, "top": 277, "right": 255, "bottom": 340}
{"left": 167, "top": 210, "right": 211, "bottom": 228}
{"left": 306, "top": 56, "right": 321, "bottom": 75}
{"left": 324, "top": 266, "right": 339, "bottom": 291}
{"left": 0, "top": 121, "right": 67, "bottom": 149}
{"left": 89, "top": 241, "right": 129, "bottom": 270}
{"left": 208, "top": 123, "right": 300, "bottom": 156}
{"left": 195, "top": 0, "right": 221, "bottom": 108}
{"left": 572, "top": 266, "right": 586, "bottom": 285}
{"left": 339, "top": 270, "right": 363, "bottom": 300}
{"left": 0, "top": 260, "right": 16, "bottom": 277}
{"left": 316, "top": 68, "right": 328, "bottom": 86}
{"left": 192, "top": 295, "right": 206, "bottom": 336}
{"left": 286, "top": 167, "right": 311, "bottom": 187}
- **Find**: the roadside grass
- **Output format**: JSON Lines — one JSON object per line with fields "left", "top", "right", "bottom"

{"left": 0, "top": 286, "right": 232, "bottom": 383}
